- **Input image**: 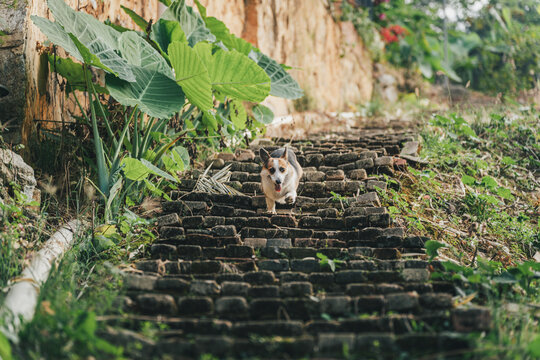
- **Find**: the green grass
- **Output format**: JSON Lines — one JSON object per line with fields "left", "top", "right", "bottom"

{"left": 12, "top": 234, "right": 124, "bottom": 359}
{"left": 379, "top": 104, "right": 539, "bottom": 359}
{"left": 4, "top": 207, "right": 158, "bottom": 360}
{"left": 0, "top": 189, "right": 49, "bottom": 292}
{"left": 381, "top": 107, "right": 539, "bottom": 265}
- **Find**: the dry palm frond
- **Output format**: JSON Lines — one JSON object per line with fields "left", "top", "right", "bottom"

{"left": 194, "top": 163, "right": 243, "bottom": 195}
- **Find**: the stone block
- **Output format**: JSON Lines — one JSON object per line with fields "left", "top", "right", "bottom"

{"left": 281, "top": 282, "right": 313, "bottom": 297}
{"left": 190, "top": 280, "right": 221, "bottom": 296}
{"left": 221, "top": 281, "right": 251, "bottom": 296}
{"left": 215, "top": 297, "right": 249, "bottom": 318}
{"left": 137, "top": 294, "right": 177, "bottom": 315}
{"left": 177, "top": 296, "right": 213, "bottom": 315}
{"left": 321, "top": 296, "right": 352, "bottom": 316}
{"left": 385, "top": 292, "right": 419, "bottom": 311}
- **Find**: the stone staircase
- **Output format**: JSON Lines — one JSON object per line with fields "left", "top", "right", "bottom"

{"left": 103, "top": 129, "right": 490, "bottom": 359}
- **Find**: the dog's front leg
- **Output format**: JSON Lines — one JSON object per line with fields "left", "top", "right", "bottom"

{"left": 284, "top": 190, "right": 297, "bottom": 205}
{"left": 265, "top": 197, "right": 276, "bottom": 214}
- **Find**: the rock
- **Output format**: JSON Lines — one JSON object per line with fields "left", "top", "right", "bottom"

{"left": 400, "top": 141, "right": 420, "bottom": 156}
{"left": 258, "top": 259, "right": 290, "bottom": 272}
{"left": 243, "top": 270, "right": 276, "bottom": 285}
{"left": 248, "top": 285, "right": 280, "bottom": 298}
{"left": 385, "top": 292, "right": 419, "bottom": 311}
{"left": 123, "top": 274, "right": 157, "bottom": 291}
{"left": 244, "top": 238, "right": 267, "bottom": 248}
{"left": 190, "top": 280, "right": 221, "bottom": 296}
{"left": 303, "top": 171, "right": 325, "bottom": 182}
{"left": 317, "top": 208, "right": 339, "bottom": 218}
{"left": 354, "top": 192, "right": 381, "bottom": 207}
{"left": 320, "top": 296, "right": 352, "bottom": 316}
{"left": 355, "top": 158, "right": 374, "bottom": 169}
{"left": 157, "top": 213, "right": 182, "bottom": 227}
{"left": 366, "top": 180, "right": 387, "bottom": 192}
{"left": 217, "top": 152, "right": 236, "bottom": 161}
{"left": 266, "top": 238, "right": 292, "bottom": 248}
{"left": 215, "top": 297, "right": 249, "bottom": 317}
{"left": 402, "top": 268, "right": 430, "bottom": 282}
{"left": 374, "top": 156, "right": 393, "bottom": 167}
{"left": 318, "top": 333, "right": 356, "bottom": 353}
{"left": 235, "top": 149, "right": 255, "bottom": 162}
{"left": 205, "top": 158, "right": 225, "bottom": 169}
{"left": 136, "top": 294, "right": 177, "bottom": 315}
{"left": 349, "top": 169, "right": 367, "bottom": 180}
{"left": 452, "top": 307, "right": 491, "bottom": 332}
{"left": 177, "top": 297, "right": 213, "bottom": 315}
{"left": 221, "top": 282, "right": 251, "bottom": 296}
{"left": 281, "top": 282, "right": 313, "bottom": 297}
{"left": 0, "top": 148, "right": 39, "bottom": 203}
{"left": 376, "top": 64, "right": 400, "bottom": 103}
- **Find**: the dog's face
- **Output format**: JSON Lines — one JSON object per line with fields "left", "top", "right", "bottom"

{"left": 260, "top": 148, "right": 289, "bottom": 192}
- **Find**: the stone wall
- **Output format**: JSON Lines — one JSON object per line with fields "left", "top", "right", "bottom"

{"left": 192, "top": 0, "right": 374, "bottom": 115}
{"left": 0, "top": 0, "right": 28, "bottom": 143}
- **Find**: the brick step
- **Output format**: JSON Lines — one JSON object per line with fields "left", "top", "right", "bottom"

{"left": 107, "top": 131, "right": 492, "bottom": 359}
{"left": 134, "top": 257, "right": 437, "bottom": 276}
{"left": 126, "top": 292, "right": 453, "bottom": 319}
{"left": 102, "top": 327, "right": 469, "bottom": 359}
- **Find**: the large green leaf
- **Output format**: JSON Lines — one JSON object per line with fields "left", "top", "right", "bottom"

{"left": 118, "top": 31, "right": 174, "bottom": 79}
{"left": 120, "top": 6, "right": 148, "bottom": 31}
{"left": 193, "top": 0, "right": 207, "bottom": 19}
{"left": 45, "top": 0, "right": 135, "bottom": 82}
{"left": 68, "top": 33, "right": 116, "bottom": 74}
{"left": 140, "top": 158, "right": 177, "bottom": 182}
{"left": 31, "top": 16, "right": 83, "bottom": 61}
{"left": 252, "top": 104, "right": 274, "bottom": 124}
{"left": 161, "top": 0, "right": 216, "bottom": 46}
{"left": 121, "top": 157, "right": 150, "bottom": 181}
{"left": 151, "top": 19, "right": 187, "bottom": 55}
{"left": 204, "top": 16, "right": 253, "bottom": 55}
{"left": 107, "top": 66, "right": 185, "bottom": 119}
{"left": 32, "top": 16, "right": 116, "bottom": 77}
{"left": 249, "top": 50, "right": 303, "bottom": 99}
{"left": 168, "top": 41, "right": 213, "bottom": 111}
{"left": 48, "top": 55, "right": 108, "bottom": 94}
{"left": 48, "top": 0, "right": 119, "bottom": 48}
{"left": 209, "top": 49, "right": 271, "bottom": 102}
{"left": 230, "top": 100, "right": 247, "bottom": 130}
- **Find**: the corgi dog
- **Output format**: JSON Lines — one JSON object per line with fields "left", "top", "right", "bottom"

{"left": 259, "top": 147, "right": 303, "bottom": 214}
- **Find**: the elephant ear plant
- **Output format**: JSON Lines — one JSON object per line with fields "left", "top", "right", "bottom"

{"left": 32, "top": 0, "right": 303, "bottom": 219}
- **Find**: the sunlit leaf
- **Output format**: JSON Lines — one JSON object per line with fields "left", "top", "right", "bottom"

{"left": 425, "top": 240, "right": 446, "bottom": 260}
{"left": 168, "top": 41, "right": 213, "bottom": 111}
{"left": 151, "top": 19, "right": 187, "bottom": 55}
{"left": 121, "top": 6, "right": 148, "bottom": 31}
{"left": 106, "top": 66, "right": 185, "bottom": 119}
{"left": 249, "top": 50, "right": 303, "bottom": 99}
{"left": 161, "top": 0, "right": 215, "bottom": 46}
{"left": 252, "top": 104, "right": 274, "bottom": 124}
{"left": 461, "top": 175, "right": 476, "bottom": 185}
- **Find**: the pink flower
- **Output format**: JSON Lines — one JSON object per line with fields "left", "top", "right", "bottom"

{"left": 379, "top": 13, "right": 387, "bottom": 21}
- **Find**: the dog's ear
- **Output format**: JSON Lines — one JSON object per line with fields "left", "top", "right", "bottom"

{"left": 280, "top": 147, "right": 289, "bottom": 161}
{"left": 259, "top": 148, "right": 270, "bottom": 165}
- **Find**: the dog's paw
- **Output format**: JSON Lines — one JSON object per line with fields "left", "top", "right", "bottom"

{"left": 285, "top": 195, "right": 296, "bottom": 204}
